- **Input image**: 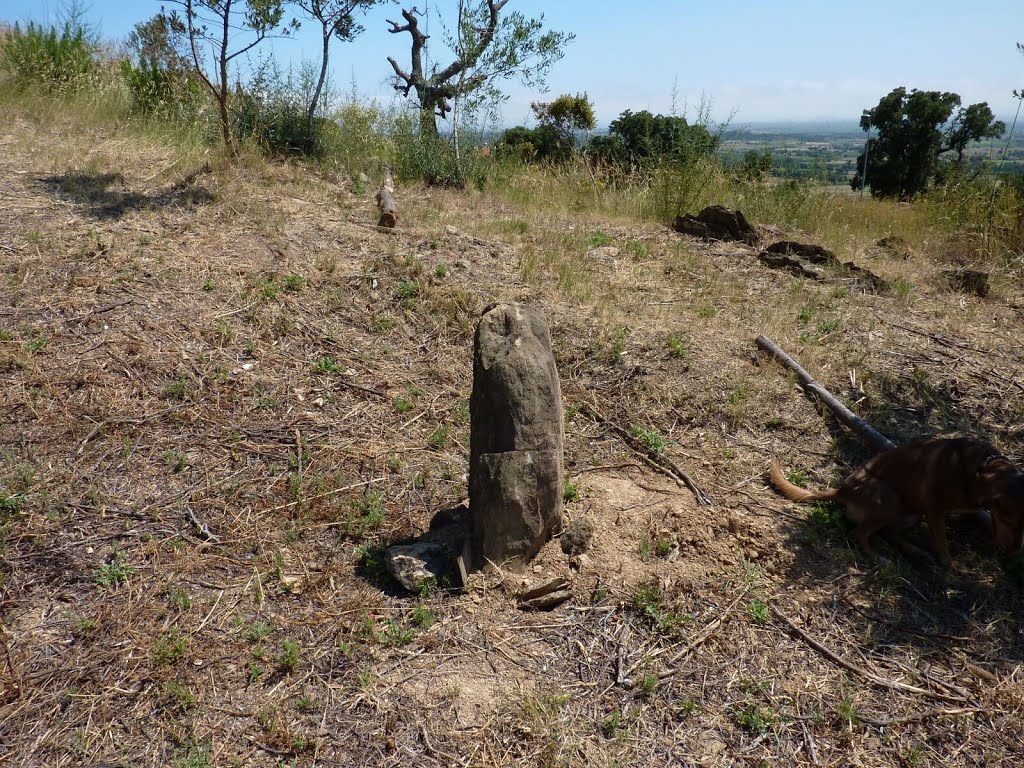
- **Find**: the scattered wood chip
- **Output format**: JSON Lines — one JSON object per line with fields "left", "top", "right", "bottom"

{"left": 518, "top": 577, "right": 572, "bottom": 610}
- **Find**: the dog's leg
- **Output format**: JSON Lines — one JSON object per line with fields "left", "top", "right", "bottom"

{"left": 923, "top": 508, "right": 954, "bottom": 568}
{"left": 845, "top": 500, "right": 893, "bottom": 561}
{"left": 845, "top": 485, "right": 912, "bottom": 563}
{"left": 882, "top": 529, "right": 931, "bottom": 563}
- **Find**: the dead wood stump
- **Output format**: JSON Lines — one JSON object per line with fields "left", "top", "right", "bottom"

{"left": 376, "top": 166, "right": 398, "bottom": 228}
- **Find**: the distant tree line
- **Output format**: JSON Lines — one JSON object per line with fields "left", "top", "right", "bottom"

{"left": 497, "top": 103, "right": 719, "bottom": 169}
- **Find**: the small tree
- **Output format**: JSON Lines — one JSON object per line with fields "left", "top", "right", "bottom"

{"left": 121, "top": 11, "right": 196, "bottom": 115}
{"left": 126, "top": 10, "right": 191, "bottom": 74}
{"left": 533, "top": 92, "right": 595, "bottom": 159}
{"left": 499, "top": 93, "right": 594, "bottom": 162}
{"left": 386, "top": 1, "right": 572, "bottom": 137}
{"left": 943, "top": 102, "right": 1006, "bottom": 167}
{"left": 851, "top": 87, "right": 1005, "bottom": 198}
{"left": 169, "top": 0, "right": 297, "bottom": 151}
{"left": 738, "top": 149, "right": 772, "bottom": 181}
{"left": 293, "top": 1, "right": 377, "bottom": 141}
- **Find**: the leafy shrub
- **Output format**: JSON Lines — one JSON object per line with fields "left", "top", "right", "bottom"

{"left": 643, "top": 153, "right": 723, "bottom": 222}
{"left": 320, "top": 101, "right": 395, "bottom": 177}
{"left": 230, "top": 58, "right": 328, "bottom": 157}
{"left": 589, "top": 109, "right": 719, "bottom": 168}
{"left": 392, "top": 114, "right": 488, "bottom": 189}
{"left": 498, "top": 93, "right": 596, "bottom": 163}
{"left": 120, "top": 59, "right": 203, "bottom": 118}
{"left": 232, "top": 87, "right": 314, "bottom": 156}
{"left": 0, "top": 21, "right": 95, "bottom": 91}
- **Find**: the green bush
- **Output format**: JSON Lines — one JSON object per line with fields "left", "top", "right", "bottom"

{"left": 643, "top": 153, "right": 723, "bottom": 222}
{"left": 230, "top": 59, "right": 326, "bottom": 157}
{"left": 0, "top": 21, "right": 95, "bottom": 92}
{"left": 392, "top": 116, "right": 488, "bottom": 189}
{"left": 232, "top": 88, "right": 314, "bottom": 156}
{"left": 120, "top": 58, "right": 203, "bottom": 119}
{"left": 589, "top": 109, "right": 719, "bottom": 169}
{"left": 319, "top": 101, "right": 395, "bottom": 177}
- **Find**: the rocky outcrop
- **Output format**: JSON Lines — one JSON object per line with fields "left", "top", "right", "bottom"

{"left": 758, "top": 240, "right": 887, "bottom": 293}
{"left": 673, "top": 205, "right": 759, "bottom": 245}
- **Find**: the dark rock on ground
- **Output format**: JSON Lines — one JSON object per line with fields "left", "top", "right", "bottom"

{"left": 763, "top": 240, "right": 837, "bottom": 264}
{"left": 560, "top": 516, "right": 594, "bottom": 556}
{"left": 758, "top": 240, "right": 888, "bottom": 293}
{"left": 673, "top": 205, "right": 759, "bottom": 245}
{"left": 757, "top": 251, "right": 827, "bottom": 279}
{"left": 943, "top": 268, "right": 989, "bottom": 297}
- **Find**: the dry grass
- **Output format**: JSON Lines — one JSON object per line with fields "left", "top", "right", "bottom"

{"left": 2, "top": 103, "right": 1024, "bottom": 768}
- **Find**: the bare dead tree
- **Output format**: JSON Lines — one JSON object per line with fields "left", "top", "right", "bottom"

{"left": 386, "top": 1, "right": 571, "bottom": 137}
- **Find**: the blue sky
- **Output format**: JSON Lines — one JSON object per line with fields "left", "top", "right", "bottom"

{"left": 2, "top": 0, "right": 1022, "bottom": 128}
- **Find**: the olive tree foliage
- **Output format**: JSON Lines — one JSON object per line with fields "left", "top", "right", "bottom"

{"left": 167, "top": 0, "right": 298, "bottom": 151}
{"left": 293, "top": 1, "right": 378, "bottom": 138}
{"left": 386, "top": 1, "right": 573, "bottom": 137}
{"left": 851, "top": 87, "right": 1005, "bottom": 199}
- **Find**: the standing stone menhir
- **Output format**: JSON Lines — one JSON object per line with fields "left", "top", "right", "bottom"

{"left": 469, "top": 303, "right": 564, "bottom": 569}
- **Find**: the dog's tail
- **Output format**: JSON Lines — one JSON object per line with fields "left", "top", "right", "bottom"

{"left": 769, "top": 458, "right": 839, "bottom": 504}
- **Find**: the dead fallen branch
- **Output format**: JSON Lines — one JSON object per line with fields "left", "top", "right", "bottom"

{"left": 857, "top": 707, "right": 982, "bottom": 727}
{"left": 755, "top": 335, "right": 895, "bottom": 453}
{"left": 771, "top": 604, "right": 970, "bottom": 704}
{"left": 579, "top": 402, "right": 711, "bottom": 505}
{"left": 77, "top": 405, "right": 187, "bottom": 455}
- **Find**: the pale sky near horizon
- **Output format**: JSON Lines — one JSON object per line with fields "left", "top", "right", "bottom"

{"left": 1, "top": 0, "right": 1022, "bottom": 129}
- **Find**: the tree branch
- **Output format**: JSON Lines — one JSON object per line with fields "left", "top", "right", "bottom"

{"left": 386, "top": 56, "right": 414, "bottom": 95}
{"left": 431, "top": 0, "right": 505, "bottom": 85}
{"left": 224, "top": 29, "right": 268, "bottom": 62}
{"left": 184, "top": 0, "right": 218, "bottom": 98}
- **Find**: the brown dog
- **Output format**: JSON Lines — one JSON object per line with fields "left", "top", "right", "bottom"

{"left": 769, "top": 437, "right": 1024, "bottom": 567}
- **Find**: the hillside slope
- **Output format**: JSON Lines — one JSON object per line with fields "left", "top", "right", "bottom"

{"left": 2, "top": 110, "right": 1024, "bottom": 767}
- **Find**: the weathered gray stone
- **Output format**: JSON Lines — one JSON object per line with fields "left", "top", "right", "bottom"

{"left": 470, "top": 303, "right": 564, "bottom": 568}
{"left": 384, "top": 542, "right": 449, "bottom": 592}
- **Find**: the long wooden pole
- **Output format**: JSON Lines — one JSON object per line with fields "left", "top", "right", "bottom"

{"left": 755, "top": 335, "right": 895, "bottom": 453}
